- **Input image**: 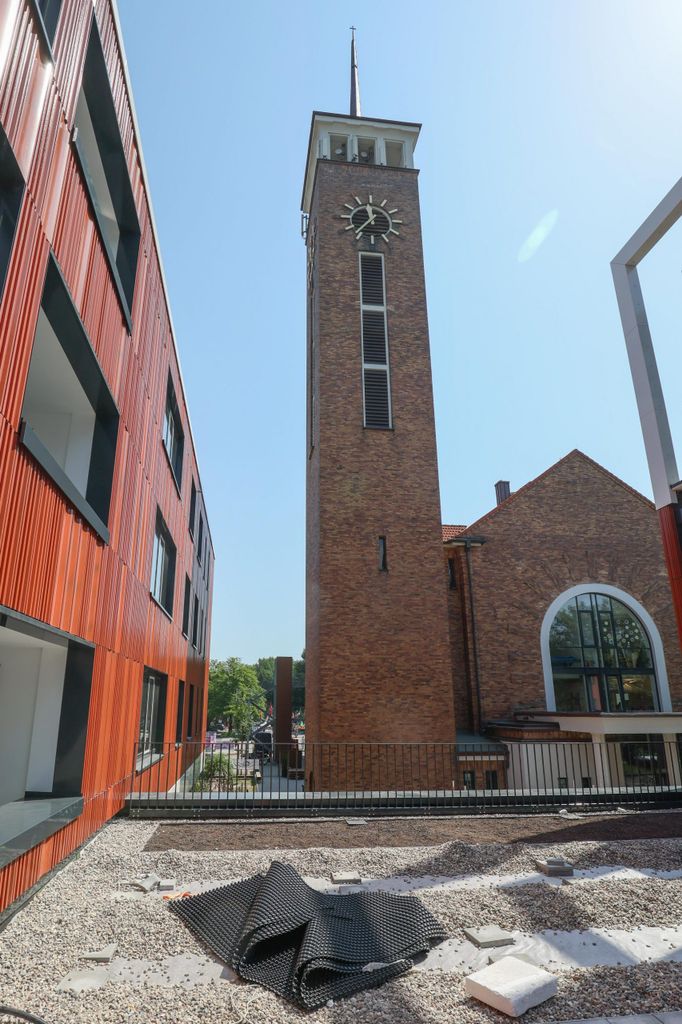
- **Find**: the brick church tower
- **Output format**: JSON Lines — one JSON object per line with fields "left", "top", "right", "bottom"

{"left": 302, "top": 33, "right": 456, "bottom": 785}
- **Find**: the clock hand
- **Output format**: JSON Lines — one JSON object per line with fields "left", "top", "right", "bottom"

{"left": 355, "top": 212, "right": 377, "bottom": 235}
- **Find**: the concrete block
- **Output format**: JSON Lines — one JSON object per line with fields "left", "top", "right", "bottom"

{"left": 158, "top": 878, "right": 177, "bottom": 891}
{"left": 463, "top": 925, "right": 515, "bottom": 949}
{"left": 331, "top": 871, "right": 362, "bottom": 884}
{"left": 655, "top": 1015, "right": 682, "bottom": 1024}
{"left": 81, "top": 943, "right": 117, "bottom": 963}
{"left": 535, "top": 858, "right": 574, "bottom": 877}
{"left": 464, "top": 957, "right": 557, "bottom": 1017}
{"left": 57, "top": 967, "right": 109, "bottom": 992}
{"left": 128, "top": 873, "right": 160, "bottom": 892}
{"left": 345, "top": 818, "right": 367, "bottom": 826}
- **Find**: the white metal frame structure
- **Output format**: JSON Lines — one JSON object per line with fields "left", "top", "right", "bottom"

{"left": 611, "top": 177, "right": 682, "bottom": 510}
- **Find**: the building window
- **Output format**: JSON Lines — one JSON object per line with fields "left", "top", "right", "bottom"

{"left": 192, "top": 594, "right": 199, "bottom": 648}
{"left": 378, "top": 536, "right": 388, "bottom": 572}
{"left": 189, "top": 478, "right": 196, "bottom": 536}
{"left": 162, "top": 373, "right": 184, "bottom": 490}
{"left": 175, "top": 680, "right": 185, "bottom": 744}
{"left": 384, "top": 140, "right": 404, "bottom": 168}
{"left": 330, "top": 134, "right": 348, "bottom": 161}
{"left": 182, "top": 576, "right": 191, "bottom": 637}
{"left": 150, "top": 509, "right": 176, "bottom": 616}
{"left": 0, "top": 125, "right": 24, "bottom": 304}
{"left": 357, "top": 137, "right": 376, "bottom": 164}
{"left": 485, "top": 770, "right": 499, "bottom": 790}
{"left": 73, "top": 20, "right": 140, "bottom": 328}
{"left": 447, "top": 557, "right": 457, "bottom": 590}
{"left": 197, "top": 512, "right": 204, "bottom": 564}
{"left": 21, "top": 255, "right": 119, "bottom": 543}
{"left": 359, "top": 253, "right": 391, "bottom": 429}
{"left": 187, "top": 683, "right": 195, "bottom": 739}
{"left": 549, "top": 592, "right": 659, "bottom": 713}
{"left": 29, "top": 0, "right": 62, "bottom": 50}
{"left": 462, "top": 770, "right": 475, "bottom": 790}
{"left": 137, "top": 668, "right": 166, "bottom": 769}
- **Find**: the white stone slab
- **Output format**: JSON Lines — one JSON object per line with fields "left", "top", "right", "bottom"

{"left": 463, "top": 925, "right": 515, "bottom": 949}
{"left": 464, "top": 957, "right": 557, "bottom": 1017}
{"left": 331, "top": 871, "right": 362, "bottom": 884}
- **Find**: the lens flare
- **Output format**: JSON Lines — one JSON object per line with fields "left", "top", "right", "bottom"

{"left": 517, "top": 209, "right": 559, "bottom": 262}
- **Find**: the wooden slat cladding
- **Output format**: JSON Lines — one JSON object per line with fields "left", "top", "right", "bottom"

{"left": 0, "top": 0, "right": 213, "bottom": 913}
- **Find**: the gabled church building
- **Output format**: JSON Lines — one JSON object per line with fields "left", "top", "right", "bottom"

{"left": 444, "top": 450, "right": 682, "bottom": 790}
{"left": 302, "top": 36, "right": 682, "bottom": 792}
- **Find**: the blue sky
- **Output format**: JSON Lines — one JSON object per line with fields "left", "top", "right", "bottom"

{"left": 118, "top": 0, "right": 682, "bottom": 664}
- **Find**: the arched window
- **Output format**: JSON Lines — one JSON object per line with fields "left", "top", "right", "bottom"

{"left": 549, "top": 591, "right": 659, "bottom": 713}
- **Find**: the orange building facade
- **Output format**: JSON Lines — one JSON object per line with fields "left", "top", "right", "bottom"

{"left": 0, "top": 0, "right": 213, "bottom": 912}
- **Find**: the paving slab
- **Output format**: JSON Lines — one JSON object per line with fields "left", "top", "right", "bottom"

{"left": 607, "top": 1017, "right": 665, "bottom": 1024}
{"left": 654, "top": 1015, "right": 682, "bottom": 1024}
{"left": 331, "top": 870, "right": 362, "bottom": 884}
{"left": 463, "top": 925, "right": 515, "bottom": 949}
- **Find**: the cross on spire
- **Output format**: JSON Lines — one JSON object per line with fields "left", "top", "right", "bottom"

{"left": 350, "top": 26, "right": 361, "bottom": 117}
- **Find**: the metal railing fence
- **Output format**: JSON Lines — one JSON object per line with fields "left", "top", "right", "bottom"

{"left": 126, "top": 736, "right": 682, "bottom": 817}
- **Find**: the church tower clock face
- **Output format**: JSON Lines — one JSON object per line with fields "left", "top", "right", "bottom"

{"left": 340, "top": 195, "right": 403, "bottom": 244}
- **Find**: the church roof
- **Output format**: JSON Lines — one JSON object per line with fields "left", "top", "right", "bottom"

{"left": 443, "top": 449, "right": 654, "bottom": 542}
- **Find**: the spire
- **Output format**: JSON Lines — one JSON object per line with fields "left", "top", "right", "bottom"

{"left": 350, "top": 26, "right": 361, "bottom": 117}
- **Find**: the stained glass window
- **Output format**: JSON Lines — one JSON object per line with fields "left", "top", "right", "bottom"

{"left": 549, "top": 593, "right": 658, "bottom": 713}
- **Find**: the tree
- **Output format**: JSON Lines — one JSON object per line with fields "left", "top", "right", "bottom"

{"left": 208, "top": 658, "right": 266, "bottom": 739}
{"left": 254, "top": 656, "right": 276, "bottom": 703}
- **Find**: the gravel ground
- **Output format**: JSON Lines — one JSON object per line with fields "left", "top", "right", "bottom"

{"left": 0, "top": 818, "right": 681, "bottom": 1023}
{"left": 145, "top": 808, "right": 682, "bottom": 851}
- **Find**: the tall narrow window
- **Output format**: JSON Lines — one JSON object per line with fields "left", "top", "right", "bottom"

{"left": 162, "top": 372, "right": 184, "bottom": 489}
{"left": 182, "top": 576, "right": 191, "bottom": 637}
{"left": 73, "top": 22, "right": 141, "bottom": 327}
{"left": 0, "top": 125, "right": 24, "bottom": 304}
{"left": 150, "top": 509, "right": 176, "bottom": 616}
{"left": 360, "top": 253, "right": 391, "bottom": 429}
{"left": 192, "top": 594, "right": 199, "bottom": 648}
{"left": 447, "top": 557, "right": 457, "bottom": 590}
{"left": 137, "top": 668, "right": 166, "bottom": 769}
{"left": 30, "top": 0, "right": 62, "bottom": 49}
{"left": 187, "top": 684, "right": 195, "bottom": 739}
{"left": 197, "top": 512, "right": 204, "bottom": 564}
{"left": 189, "top": 478, "right": 196, "bottom": 536}
{"left": 175, "top": 680, "right": 185, "bottom": 744}
{"left": 378, "top": 536, "right": 388, "bottom": 572}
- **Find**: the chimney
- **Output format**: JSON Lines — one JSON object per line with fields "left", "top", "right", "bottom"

{"left": 495, "top": 480, "right": 511, "bottom": 506}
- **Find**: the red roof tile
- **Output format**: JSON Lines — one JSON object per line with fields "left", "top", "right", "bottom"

{"left": 442, "top": 524, "right": 468, "bottom": 542}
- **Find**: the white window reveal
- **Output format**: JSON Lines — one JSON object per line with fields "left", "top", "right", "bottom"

{"left": 359, "top": 253, "right": 391, "bottom": 429}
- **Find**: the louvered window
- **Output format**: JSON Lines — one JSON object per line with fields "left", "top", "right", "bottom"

{"left": 360, "top": 254, "right": 391, "bottom": 429}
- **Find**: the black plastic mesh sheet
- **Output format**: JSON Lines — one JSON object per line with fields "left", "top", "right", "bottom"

{"left": 169, "top": 861, "right": 446, "bottom": 1009}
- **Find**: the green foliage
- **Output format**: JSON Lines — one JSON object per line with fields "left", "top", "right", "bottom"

{"left": 193, "top": 751, "right": 235, "bottom": 792}
{"left": 208, "top": 658, "right": 266, "bottom": 739}
{"left": 255, "top": 656, "right": 276, "bottom": 702}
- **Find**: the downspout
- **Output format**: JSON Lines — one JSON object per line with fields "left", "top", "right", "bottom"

{"left": 455, "top": 536, "right": 485, "bottom": 734}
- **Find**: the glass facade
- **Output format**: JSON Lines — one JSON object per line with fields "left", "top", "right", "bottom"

{"left": 549, "top": 592, "right": 658, "bottom": 713}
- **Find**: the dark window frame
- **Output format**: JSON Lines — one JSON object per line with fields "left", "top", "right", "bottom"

{"left": 175, "top": 680, "right": 185, "bottom": 745}
{"left": 181, "top": 575, "right": 191, "bottom": 638}
{"left": 162, "top": 372, "right": 184, "bottom": 494}
{"left": 197, "top": 512, "right": 204, "bottom": 565}
{"left": 72, "top": 17, "right": 140, "bottom": 332}
{"left": 192, "top": 594, "right": 199, "bottom": 648}
{"left": 28, "top": 0, "right": 62, "bottom": 58}
{"left": 189, "top": 478, "right": 197, "bottom": 538}
{"left": 150, "top": 508, "right": 176, "bottom": 618}
{"left": 20, "top": 254, "right": 119, "bottom": 544}
{"left": 187, "top": 684, "right": 195, "bottom": 739}
{"left": 0, "top": 124, "right": 24, "bottom": 306}
{"left": 136, "top": 667, "right": 167, "bottom": 771}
